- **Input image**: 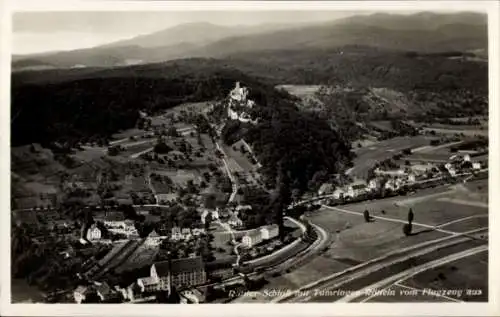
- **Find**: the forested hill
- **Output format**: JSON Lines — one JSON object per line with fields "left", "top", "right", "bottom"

{"left": 12, "top": 12, "right": 486, "bottom": 70}
{"left": 11, "top": 59, "right": 291, "bottom": 147}
{"left": 12, "top": 46, "right": 488, "bottom": 147}
{"left": 246, "top": 103, "right": 353, "bottom": 195}
{"left": 14, "top": 47, "right": 488, "bottom": 93}
{"left": 224, "top": 46, "right": 488, "bottom": 93}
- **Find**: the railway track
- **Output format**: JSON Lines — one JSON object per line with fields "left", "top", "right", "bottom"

{"left": 342, "top": 244, "right": 487, "bottom": 303}
{"left": 274, "top": 227, "right": 487, "bottom": 302}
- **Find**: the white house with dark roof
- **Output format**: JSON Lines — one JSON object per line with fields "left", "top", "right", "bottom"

{"left": 260, "top": 224, "right": 279, "bottom": 241}
{"left": 242, "top": 230, "right": 263, "bottom": 248}
{"left": 137, "top": 276, "right": 158, "bottom": 293}
{"left": 211, "top": 208, "right": 220, "bottom": 220}
{"left": 146, "top": 229, "right": 165, "bottom": 246}
{"left": 407, "top": 173, "right": 417, "bottom": 183}
{"left": 347, "top": 180, "right": 367, "bottom": 198}
{"left": 74, "top": 285, "right": 90, "bottom": 304}
{"left": 318, "top": 183, "right": 334, "bottom": 196}
{"left": 171, "top": 226, "right": 182, "bottom": 241}
{"left": 368, "top": 179, "right": 381, "bottom": 191}
{"left": 332, "top": 188, "right": 346, "bottom": 199}
{"left": 86, "top": 224, "right": 102, "bottom": 241}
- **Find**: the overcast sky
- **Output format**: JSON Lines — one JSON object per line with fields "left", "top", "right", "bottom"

{"left": 13, "top": 11, "right": 373, "bottom": 54}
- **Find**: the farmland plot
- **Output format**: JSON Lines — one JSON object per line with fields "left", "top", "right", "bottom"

{"left": 115, "top": 244, "right": 159, "bottom": 274}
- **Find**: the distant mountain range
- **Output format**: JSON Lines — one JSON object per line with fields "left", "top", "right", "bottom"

{"left": 12, "top": 11, "right": 487, "bottom": 71}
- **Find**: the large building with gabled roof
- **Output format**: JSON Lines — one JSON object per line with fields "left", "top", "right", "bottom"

{"left": 138, "top": 256, "right": 207, "bottom": 294}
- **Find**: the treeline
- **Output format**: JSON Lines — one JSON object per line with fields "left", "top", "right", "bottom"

{"left": 11, "top": 50, "right": 488, "bottom": 148}
{"left": 226, "top": 47, "right": 488, "bottom": 94}
{"left": 11, "top": 62, "right": 283, "bottom": 147}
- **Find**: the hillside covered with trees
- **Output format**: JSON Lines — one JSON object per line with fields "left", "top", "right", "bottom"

{"left": 11, "top": 59, "right": 283, "bottom": 147}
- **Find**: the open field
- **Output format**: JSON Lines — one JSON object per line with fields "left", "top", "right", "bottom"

{"left": 309, "top": 208, "right": 449, "bottom": 263}
{"left": 120, "top": 141, "right": 157, "bottom": 156}
{"left": 120, "top": 138, "right": 157, "bottom": 149}
{"left": 425, "top": 123, "right": 488, "bottom": 131}
{"left": 129, "top": 175, "right": 151, "bottom": 193}
{"left": 276, "top": 85, "right": 322, "bottom": 98}
{"left": 160, "top": 101, "right": 212, "bottom": 117}
{"left": 110, "top": 174, "right": 151, "bottom": 201}
{"left": 220, "top": 144, "right": 245, "bottom": 174}
{"left": 406, "top": 152, "right": 452, "bottom": 163}
{"left": 150, "top": 168, "right": 201, "bottom": 187}
{"left": 148, "top": 102, "right": 212, "bottom": 127}
{"left": 111, "top": 128, "right": 147, "bottom": 141}
{"left": 221, "top": 142, "right": 258, "bottom": 179}
{"left": 297, "top": 181, "right": 488, "bottom": 280}
{"left": 151, "top": 179, "right": 175, "bottom": 193}
{"left": 182, "top": 133, "right": 217, "bottom": 167}
{"left": 369, "top": 120, "right": 394, "bottom": 132}
{"left": 438, "top": 216, "right": 488, "bottom": 233}
{"left": 399, "top": 250, "right": 488, "bottom": 302}
{"left": 71, "top": 146, "right": 107, "bottom": 162}
{"left": 337, "top": 184, "right": 488, "bottom": 230}
{"left": 350, "top": 136, "right": 435, "bottom": 179}
{"left": 422, "top": 127, "right": 488, "bottom": 137}
{"left": 114, "top": 244, "right": 159, "bottom": 274}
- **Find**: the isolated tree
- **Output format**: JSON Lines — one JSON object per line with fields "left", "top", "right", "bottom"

{"left": 403, "top": 223, "right": 412, "bottom": 236}
{"left": 204, "top": 213, "right": 212, "bottom": 231}
{"left": 363, "top": 209, "right": 370, "bottom": 222}
{"left": 408, "top": 208, "right": 414, "bottom": 225}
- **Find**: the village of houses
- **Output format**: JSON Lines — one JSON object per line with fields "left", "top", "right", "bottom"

{"left": 72, "top": 200, "right": 283, "bottom": 304}
{"left": 11, "top": 81, "right": 489, "bottom": 305}
{"left": 316, "top": 152, "right": 486, "bottom": 203}
{"left": 71, "top": 147, "right": 487, "bottom": 304}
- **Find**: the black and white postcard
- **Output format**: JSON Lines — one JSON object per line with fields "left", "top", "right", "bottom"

{"left": 1, "top": 0, "right": 499, "bottom": 316}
